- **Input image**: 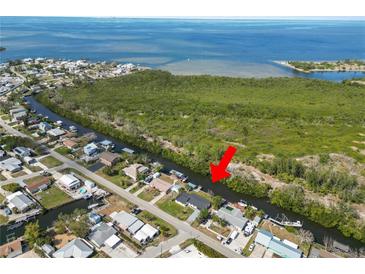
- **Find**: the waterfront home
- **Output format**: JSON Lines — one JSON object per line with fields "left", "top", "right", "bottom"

{"left": 88, "top": 222, "right": 121, "bottom": 249}
{"left": 0, "top": 239, "right": 23, "bottom": 258}
{"left": 99, "top": 140, "right": 114, "bottom": 151}
{"left": 88, "top": 212, "right": 102, "bottom": 224}
{"left": 99, "top": 151, "right": 120, "bottom": 167}
{"left": 0, "top": 157, "right": 22, "bottom": 173}
{"left": 133, "top": 224, "right": 159, "bottom": 245}
{"left": 110, "top": 211, "right": 139, "bottom": 231}
{"left": 53, "top": 238, "right": 94, "bottom": 258}
{"left": 47, "top": 128, "right": 66, "bottom": 138}
{"left": 83, "top": 142, "right": 99, "bottom": 156}
{"left": 9, "top": 107, "right": 27, "bottom": 121}
{"left": 175, "top": 192, "right": 211, "bottom": 211}
{"left": 6, "top": 191, "right": 35, "bottom": 213}
{"left": 216, "top": 206, "right": 249, "bottom": 231}
{"left": 122, "top": 163, "right": 148, "bottom": 181}
{"left": 254, "top": 229, "right": 303, "bottom": 258}
{"left": 149, "top": 177, "right": 172, "bottom": 193}
{"left": 58, "top": 174, "right": 81, "bottom": 190}
{"left": 38, "top": 121, "right": 52, "bottom": 132}
{"left": 13, "top": 146, "right": 32, "bottom": 157}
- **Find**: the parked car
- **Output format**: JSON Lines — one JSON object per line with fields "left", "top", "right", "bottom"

{"left": 225, "top": 238, "right": 233, "bottom": 245}
{"left": 131, "top": 208, "right": 142, "bottom": 215}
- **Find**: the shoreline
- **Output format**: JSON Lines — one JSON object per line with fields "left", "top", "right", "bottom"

{"left": 274, "top": 60, "right": 365, "bottom": 73}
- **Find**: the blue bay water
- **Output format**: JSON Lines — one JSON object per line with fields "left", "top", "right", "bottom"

{"left": 0, "top": 17, "right": 364, "bottom": 80}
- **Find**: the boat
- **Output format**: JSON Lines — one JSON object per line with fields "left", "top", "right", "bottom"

{"left": 88, "top": 202, "right": 102, "bottom": 209}
{"left": 238, "top": 199, "right": 248, "bottom": 207}
{"left": 69, "top": 125, "right": 78, "bottom": 132}
{"left": 269, "top": 214, "right": 303, "bottom": 228}
{"left": 56, "top": 120, "right": 63, "bottom": 126}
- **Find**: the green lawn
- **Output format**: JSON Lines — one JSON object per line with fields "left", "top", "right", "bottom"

{"left": 156, "top": 195, "right": 194, "bottom": 221}
{"left": 26, "top": 164, "right": 43, "bottom": 172}
{"left": 96, "top": 168, "right": 132, "bottom": 189}
{"left": 37, "top": 185, "right": 72, "bottom": 209}
{"left": 0, "top": 173, "right": 7, "bottom": 181}
{"left": 0, "top": 193, "right": 5, "bottom": 203}
{"left": 138, "top": 188, "right": 160, "bottom": 202}
{"left": 55, "top": 146, "right": 72, "bottom": 156}
{"left": 39, "top": 156, "right": 62, "bottom": 168}
{"left": 11, "top": 170, "right": 27, "bottom": 178}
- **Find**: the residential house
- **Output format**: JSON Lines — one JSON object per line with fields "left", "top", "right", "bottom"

{"left": 6, "top": 191, "right": 35, "bottom": 213}
{"left": 63, "top": 139, "right": 78, "bottom": 150}
{"left": 175, "top": 192, "right": 211, "bottom": 211}
{"left": 127, "top": 219, "right": 145, "bottom": 235}
{"left": 25, "top": 176, "right": 51, "bottom": 194}
{"left": 38, "top": 122, "right": 52, "bottom": 132}
{"left": 59, "top": 174, "right": 81, "bottom": 190}
{"left": 122, "top": 163, "right": 148, "bottom": 181}
{"left": 88, "top": 222, "right": 121, "bottom": 249}
{"left": 47, "top": 128, "right": 66, "bottom": 138}
{"left": 53, "top": 238, "right": 94, "bottom": 258}
{"left": 255, "top": 229, "right": 303, "bottom": 258}
{"left": 133, "top": 224, "right": 159, "bottom": 245}
{"left": 83, "top": 142, "right": 99, "bottom": 156}
{"left": 88, "top": 212, "right": 102, "bottom": 225}
{"left": 99, "top": 140, "right": 114, "bottom": 151}
{"left": 0, "top": 157, "right": 22, "bottom": 173}
{"left": 13, "top": 146, "right": 32, "bottom": 157}
{"left": 10, "top": 107, "right": 27, "bottom": 121}
{"left": 0, "top": 239, "right": 23, "bottom": 258}
{"left": 150, "top": 177, "right": 172, "bottom": 193}
{"left": 110, "top": 211, "right": 138, "bottom": 231}
{"left": 23, "top": 156, "right": 36, "bottom": 165}
{"left": 216, "top": 206, "right": 249, "bottom": 230}
{"left": 99, "top": 151, "right": 120, "bottom": 167}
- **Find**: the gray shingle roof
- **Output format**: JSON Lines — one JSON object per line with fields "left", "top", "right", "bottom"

{"left": 53, "top": 238, "right": 93, "bottom": 258}
{"left": 88, "top": 222, "right": 117, "bottom": 248}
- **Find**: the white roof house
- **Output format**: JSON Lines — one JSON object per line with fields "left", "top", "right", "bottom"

{"left": 53, "top": 238, "right": 94, "bottom": 258}
{"left": 110, "top": 211, "right": 138, "bottom": 230}
{"left": 133, "top": 224, "right": 159, "bottom": 244}
{"left": 0, "top": 157, "right": 22, "bottom": 173}
{"left": 6, "top": 191, "right": 35, "bottom": 213}
{"left": 83, "top": 142, "right": 99, "bottom": 156}
{"left": 59, "top": 174, "right": 81, "bottom": 190}
{"left": 47, "top": 128, "right": 66, "bottom": 137}
{"left": 127, "top": 219, "right": 144, "bottom": 235}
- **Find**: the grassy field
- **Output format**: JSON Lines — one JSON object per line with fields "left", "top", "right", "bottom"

{"left": 0, "top": 193, "right": 5, "bottom": 203}
{"left": 39, "top": 70, "right": 365, "bottom": 164}
{"left": 37, "top": 185, "right": 72, "bottom": 209}
{"left": 39, "top": 156, "right": 62, "bottom": 168}
{"left": 156, "top": 195, "right": 194, "bottom": 221}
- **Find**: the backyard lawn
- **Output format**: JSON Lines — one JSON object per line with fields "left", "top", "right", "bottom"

{"left": 0, "top": 193, "right": 5, "bottom": 203}
{"left": 37, "top": 185, "right": 72, "bottom": 209}
{"left": 40, "top": 156, "right": 62, "bottom": 168}
{"left": 156, "top": 195, "right": 194, "bottom": 221}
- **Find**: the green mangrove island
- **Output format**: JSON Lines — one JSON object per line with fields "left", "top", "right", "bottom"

{"left": 37, "top": 70, "right": 365, "bottom": 242}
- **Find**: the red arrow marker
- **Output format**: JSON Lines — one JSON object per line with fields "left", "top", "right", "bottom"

{"left": 210, "top": 145, "right": 237, "bottom": 183}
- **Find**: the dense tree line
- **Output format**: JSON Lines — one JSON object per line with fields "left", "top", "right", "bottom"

{"left": 258, "top": 157, "right": 364, "bottom": 203}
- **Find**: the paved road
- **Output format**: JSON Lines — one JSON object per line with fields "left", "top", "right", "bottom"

{"left": 0, "top": 118, "right": 242, "bottom": 258}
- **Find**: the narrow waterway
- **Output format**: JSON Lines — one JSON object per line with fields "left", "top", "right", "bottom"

{"left": 0, "top": 199, "right": 91, "bottom": 245}
{"left": 23, "top": 96, "right": 365, "bottom": 250}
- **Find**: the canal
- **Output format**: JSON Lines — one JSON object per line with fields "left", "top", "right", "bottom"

{"left": 0, "top": 199, "right": 92, "bottom": 245}
{"left": 22, "top": 96, "right": 364, "bottom": 250}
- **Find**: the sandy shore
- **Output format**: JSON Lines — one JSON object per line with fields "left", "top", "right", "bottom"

{"left": 274, "top": 60, "right": 365, "bottom": 73}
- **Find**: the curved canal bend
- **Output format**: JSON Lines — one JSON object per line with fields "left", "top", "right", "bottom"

{"left": 20, "top": 96, "right": 364, "bottom": 250}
